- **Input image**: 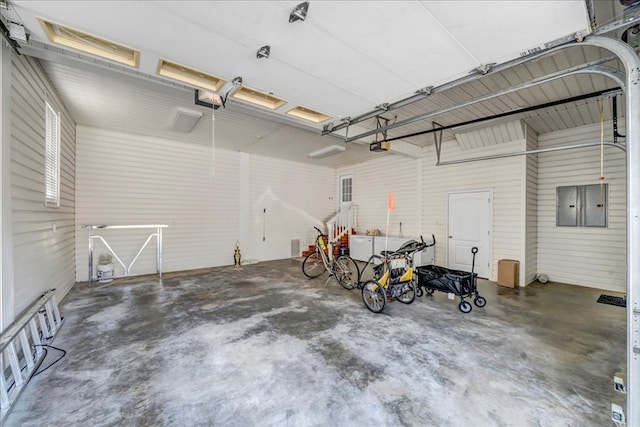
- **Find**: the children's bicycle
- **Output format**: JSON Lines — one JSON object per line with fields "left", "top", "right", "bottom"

{"left": 302, "top": 227, "right": 360, "bottom": 290}
{"left": 360, "top": 235, "right": 435, "bottom": 313}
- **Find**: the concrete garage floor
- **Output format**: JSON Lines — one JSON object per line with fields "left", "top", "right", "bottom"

{"left": 6, "top": 259, "right": 626, "bottom": 426}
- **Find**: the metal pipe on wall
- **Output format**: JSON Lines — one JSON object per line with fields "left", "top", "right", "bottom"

{"left": 435, "top": 141, "right": 626, "bottom": 166}
{"left": 382, "top": 87, "right": 622, "bottom": 144}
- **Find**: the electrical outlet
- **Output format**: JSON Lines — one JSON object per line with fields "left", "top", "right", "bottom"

{"left": 611, "top": 403, "right": 625, "bottom": 424}
{"left": 614, "top": 376, "right": 626, "bottom": 393}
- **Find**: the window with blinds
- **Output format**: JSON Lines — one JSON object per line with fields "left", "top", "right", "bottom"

{"left": 45, "top": 101, "right": 60, "bottom": 207}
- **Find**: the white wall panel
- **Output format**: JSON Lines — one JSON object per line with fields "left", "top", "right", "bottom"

{"left": 75, "top": 127, "right": 336, "bottom": 280}
{"left": 337, "top": 154, "right": 421, "bottom": 241}
{"left": 11, "top": 54, "right": 76, "bottom": 315}
{"left": 248, "top": 155, "right": 336, "bottom": 261}
{"left": 524, "top": 126, "right": 538, "bottom": 284}
{"left": 75, "top": 126, "right": 241, "bottom": 281}
{"left": 1, "top": 41, "right": 11, "bottom": 329}
{"left": 455, "top": 119, "right": 526, "bottom": 151}
{"left": 422, "top": 138, "right": 526, "bottom": 282}
{"left": 339, "top": 143, "right": 527, "bottom": 282}
{"left": 537, "top": 121, "right": 625, "bottom": 292}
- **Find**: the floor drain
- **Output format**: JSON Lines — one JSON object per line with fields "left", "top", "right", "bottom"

{"left": 597, "top": 294, "right": 626, "bottom": 308}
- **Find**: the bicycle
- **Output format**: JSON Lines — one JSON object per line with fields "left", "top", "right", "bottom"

{"left": 302, "top": 227, "right": 360, "bottom": 290}
{"left": 360, "top": 235, "right": 435, "bottom": 313}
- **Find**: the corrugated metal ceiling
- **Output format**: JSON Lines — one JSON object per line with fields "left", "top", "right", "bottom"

{"left": 364, "top": 45, "right": 625, "bottom": 147}
{"left": 327, "top": 1, "right": 632, "bottom": 150}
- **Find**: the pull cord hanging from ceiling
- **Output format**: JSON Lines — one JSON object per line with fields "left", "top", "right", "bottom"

{"left": 599, "top": 98, "right": 605, "bottom": 188}
{"left": 598, "top": 97, "right": 606, "bottom": 206}
{"left": 211, "top": 108, "right": 216, "bottom": 177}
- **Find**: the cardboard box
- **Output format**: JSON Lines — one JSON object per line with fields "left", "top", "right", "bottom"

{"left": 497, "top": 259, "right": 519, "bottom": 288}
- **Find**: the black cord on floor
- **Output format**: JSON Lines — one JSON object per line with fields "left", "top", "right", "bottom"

{"left": 33, "top": 344, "right": 66, "bottom": 376}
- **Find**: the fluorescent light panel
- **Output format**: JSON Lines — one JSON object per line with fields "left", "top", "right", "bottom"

{"left": 157, "top": 59, "right": 226, "bottom": 92}
{"left": 168, "top": 107, "right": 203, "bottom": 133}
{"left": 231, "top": 87, "right": 287, "bottom": 110}
{"left": 38, "top": 18, "right": 139, "bottom": 67}
{"left": 308, "top": 145, "right": 346, "bottom": 159}
{"left": 287, "top": 105, "right": 332, "bottom": 123}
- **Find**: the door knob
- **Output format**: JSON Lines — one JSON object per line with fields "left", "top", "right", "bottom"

{"left": 448, "top": 235, "right": 453, "bottom": 238}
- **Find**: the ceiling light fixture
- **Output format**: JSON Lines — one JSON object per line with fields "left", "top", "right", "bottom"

{"left": 157, "top": 59, "right": 226, "bottom": 92}
{"left": 38, "top": 18, "right": 139, "bottom": 67}
{"left": 289, "top": 1, "right": 309, "bottom": 23}
{"left": 232, "top": 86, "right": 287, "bottom": 110}
{"left": 256, "top": 45, "right": 270, "bottom": 59}
{"left": 287, "top": 106, "right": 331, "bottom": 123}
{"left": 308, "top": 144, "right": 346, "bottom": 159}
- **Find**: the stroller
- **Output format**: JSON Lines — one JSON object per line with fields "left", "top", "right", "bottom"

{"left": 415, "top": 246, "right": 486, "bottom": 313}
{"left": 360, "top": 235, "right": 436, "bottom": 313}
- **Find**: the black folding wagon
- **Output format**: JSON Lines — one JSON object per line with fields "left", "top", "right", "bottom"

{"left": 415, "top": 247, "right": 486, "bottom": 313}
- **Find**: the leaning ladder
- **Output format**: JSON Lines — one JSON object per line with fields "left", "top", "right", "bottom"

{"left": 0, "top": 289, "right": 64, "bottom": 423}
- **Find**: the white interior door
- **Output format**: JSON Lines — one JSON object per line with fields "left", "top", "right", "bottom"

{"left": 447, "top": 191, "right": 491, "bottom": 278}
{"left": 338, "top": 174, "right": 353, "bottom": 212}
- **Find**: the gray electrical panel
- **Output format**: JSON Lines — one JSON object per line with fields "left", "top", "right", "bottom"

{"left": 556, "top": 184, "right": 608, "bottom": 227}
{"left": 556, "top": 186, "right": 578, "bottom": 226}
{"left": 583, "top": 184, "right": 607, "bottom": 227}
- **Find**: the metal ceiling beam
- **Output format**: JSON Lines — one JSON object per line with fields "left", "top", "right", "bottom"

{"left": 321, "top": 41, "right": 584, "bottom": 136}
{"left": 593, "top": 4, "right": 640, "bottom": 36}
{"left": 585, "top": 0, "right": 597, "bottom": 31}
{"left": 323, "top": 8, "right": 640, "bottom": 140}
{"left": 342, "top": 61, "right": 625, "bottom": 144}
{"left": 381, "top": 86, "right": 622, "bottom": 144}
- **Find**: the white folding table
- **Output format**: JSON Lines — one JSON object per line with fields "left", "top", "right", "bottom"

{"left": 82, "top": 224, "right": 168, "bottom": 282}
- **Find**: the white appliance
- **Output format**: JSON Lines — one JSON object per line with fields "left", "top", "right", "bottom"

{"left": 349, "top": 235, "right": 374, "bottom": 261}
{"left": 373, "top": 236, "right": 407, "bottom": 255}
{"left": 413, "top": 246, "right": 435, "bottom": 267}
{"left": 373, "top": 236, "right": 435, "bottom": 267}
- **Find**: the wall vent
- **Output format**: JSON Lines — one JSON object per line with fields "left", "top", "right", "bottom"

{"left": 291, "top": 239, "right": 301, "bottom": 257}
